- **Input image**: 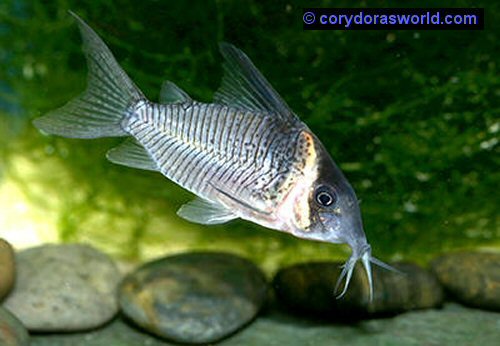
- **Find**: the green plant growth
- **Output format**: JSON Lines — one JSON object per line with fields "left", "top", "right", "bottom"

{"left": 0, "top": 0, "right": 498, "bottom": 273}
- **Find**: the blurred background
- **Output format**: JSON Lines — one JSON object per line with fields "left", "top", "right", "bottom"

{"left": 0, "top": 0, "right": 498, "bottom": 273}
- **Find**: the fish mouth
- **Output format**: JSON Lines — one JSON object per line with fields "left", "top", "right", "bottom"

{"left": 334, "top": 243, "right": 402, "bottom": 301}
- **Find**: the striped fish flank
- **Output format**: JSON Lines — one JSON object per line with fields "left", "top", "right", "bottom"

{"left": 124, "top": 100, "right": 304, "bottom": 214}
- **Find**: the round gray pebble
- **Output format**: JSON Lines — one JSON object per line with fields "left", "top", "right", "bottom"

{"left": 3, "top": 243, "right": 121, "bottom": 331}
{"left": 119, "top": 251, "right": 268, "bottom": 344}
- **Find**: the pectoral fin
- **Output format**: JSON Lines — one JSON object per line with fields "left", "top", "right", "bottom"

{"left": 177, "top": 197, "right": 238, "bottom": 225}
{"left": 209, "top": 183, "right": 271, "bottom": 217}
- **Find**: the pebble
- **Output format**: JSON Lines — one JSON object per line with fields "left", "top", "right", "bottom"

{"left": 119, "top": 251, "right": 268, "bottom": 344}
{"left": 366, "top": 262, "right": 444, "bottom": 314}
{"left": 431, "top": 251, "right": 500, "bottom": 311}
{"left": 0, "top": 306, "right": 30, "bottom": 346}
{"left": 3, "top": 243, "right": 121, "bottom": 331}
{"left": 273, "top": 261, "right": 443, "bottom": 318}
{"left": 0, "top": 238, "right": 15, "bottom": 301}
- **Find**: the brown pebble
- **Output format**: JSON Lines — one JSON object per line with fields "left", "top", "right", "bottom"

{"left": 0, "top": 239, "right": 15, "bottom": 301}
{"left": 273, "top": 261, "right": 443, "bottom": 318}
{"left": 431, "top": 252, "right": 500, "bottom": 311}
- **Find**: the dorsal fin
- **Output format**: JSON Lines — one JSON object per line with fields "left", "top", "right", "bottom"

{"left": 106, "top": 138, "right": 158, "bottom": 171}
{"left": 214, "top": 43, "right": 300, "bottom": 125}
{"left": 159, "top": 81, "right": 192, "bottom": 104}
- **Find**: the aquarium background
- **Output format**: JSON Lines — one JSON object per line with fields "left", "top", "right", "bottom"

{"left": 0, "top": 0, "right": 498, "bottom": 273}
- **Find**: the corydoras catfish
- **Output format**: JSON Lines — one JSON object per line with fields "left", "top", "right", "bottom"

{"left": 34, "top": 12, "right": 398, "bottom": 300}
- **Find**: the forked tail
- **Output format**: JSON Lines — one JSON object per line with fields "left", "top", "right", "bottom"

{"left": 33, "top": 11, "right": 145, "bottom": 138}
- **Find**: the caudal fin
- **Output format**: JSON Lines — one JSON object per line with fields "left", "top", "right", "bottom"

{"left": 33, "top": 11, "right": 145, "bottom": 138}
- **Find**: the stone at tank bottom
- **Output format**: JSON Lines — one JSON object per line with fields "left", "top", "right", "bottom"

{"left": 0, "top": 306, "right": 30, "bottom": 346}
{"left": 3, "top": 243, "right": 121, "bottom": 331}
{"left": 0, "top": 238, "right": 15, "bottom": 301}
{"left": 273, "top": 261, "right": 443, "bottom": 317}
{"left": 119, "top": 251, "right": 268, "bottom": 344}
{"left": 432, "top": 251, "right": 500, "bottom": 311}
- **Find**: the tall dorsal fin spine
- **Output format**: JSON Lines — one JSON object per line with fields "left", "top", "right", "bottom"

{"left": 214, "top": 43, "right": 301, "bottom": 127}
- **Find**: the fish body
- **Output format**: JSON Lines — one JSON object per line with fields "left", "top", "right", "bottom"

{"left": 123, "top": 99, "right": 304, "bottom": 229}
{"left": 34, "top": 12, "right": 398, "bottom": 300}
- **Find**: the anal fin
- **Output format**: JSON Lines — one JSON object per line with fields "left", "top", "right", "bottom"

{"left": 177, "top": 197, "right": 238, "bottom": 225}
{"left": 106, "top": 138, "right": 158, "bottom": 171}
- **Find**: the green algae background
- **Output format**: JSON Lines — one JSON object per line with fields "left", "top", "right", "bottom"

{"left": 0, "top": 0, "right": 498, "bottom": 272}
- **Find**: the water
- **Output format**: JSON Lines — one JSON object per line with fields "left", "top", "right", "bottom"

{"left": 0, "top": 0, "right": 498, "bottom": 273}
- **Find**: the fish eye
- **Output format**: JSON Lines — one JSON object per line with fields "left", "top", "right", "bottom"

{"left": 314, "top": 186, "right": 336, "bottom": 207}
